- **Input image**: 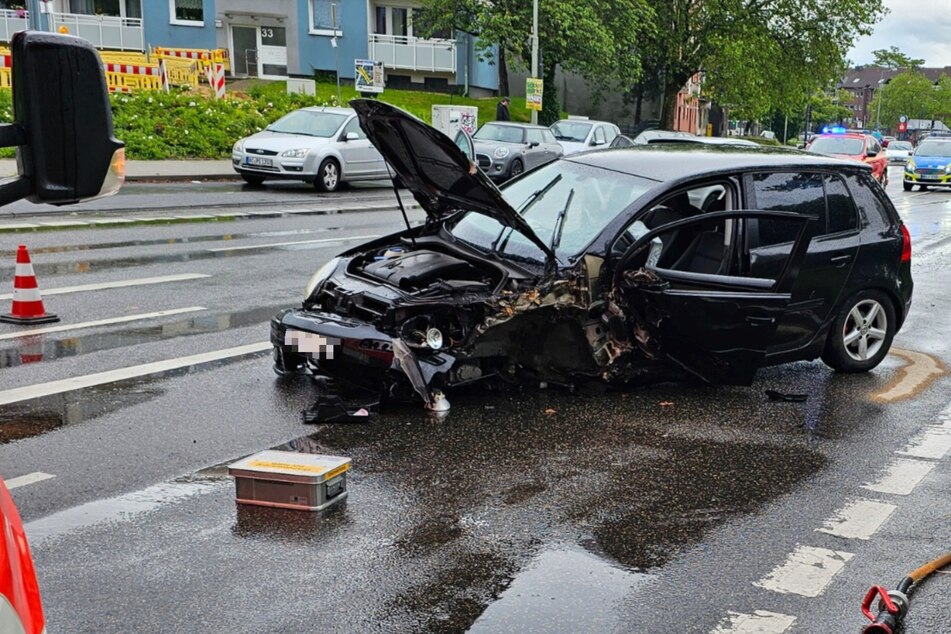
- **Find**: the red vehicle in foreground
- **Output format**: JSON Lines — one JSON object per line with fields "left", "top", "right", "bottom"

{"left": 807, "top": 128, "right": 889, "bottom": 187}
{"left": 0, "top": 477, "right": 45, "bottom": 634}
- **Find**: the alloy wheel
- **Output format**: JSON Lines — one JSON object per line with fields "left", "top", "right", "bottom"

{"left": 322, "top": 162, "right": 339, "bottom": 190}
{"left": 842, "top": 298, "right": 888, "bottom": 361}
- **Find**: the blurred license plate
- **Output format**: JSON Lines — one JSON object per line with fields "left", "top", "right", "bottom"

{"left": 921, "top": 174, "right": 940, "bottom": 180}
{"left": 245, "top": 156, "right": 272, "bottom": 167}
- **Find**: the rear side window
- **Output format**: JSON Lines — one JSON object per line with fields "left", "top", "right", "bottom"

{"left": 846, "top": 172, "right": 893, "bottom": 228}
{"left": 749, "top": 172, "right": 825, "bottom": 246}
{"left": 825, "top": 175, "right": 858, "bottom": 234}
{"left": 594, "top": 127, "right": 607, "bottom": 145}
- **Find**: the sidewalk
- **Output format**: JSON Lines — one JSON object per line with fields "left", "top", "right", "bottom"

{"left": 0, "top": 159, "right": 238, "bottom": 182}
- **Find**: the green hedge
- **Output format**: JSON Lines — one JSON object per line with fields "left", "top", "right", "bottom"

{"left": 0, "top": 82, "right": 537, "bottom": 160}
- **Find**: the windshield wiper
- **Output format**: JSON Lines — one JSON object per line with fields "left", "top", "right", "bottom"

{"left": 549, "top": 188, "right": 574, "bottom": 252}
{"left": 489, "top": 173, "right": 563, "bottom": 256}
{"left": 268, "top": 129, "right": 315, "bottom": 137}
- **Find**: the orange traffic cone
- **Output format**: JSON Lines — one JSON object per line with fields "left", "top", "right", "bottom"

{"left": 1, "top": 245, "right": 59, "bottom": 325}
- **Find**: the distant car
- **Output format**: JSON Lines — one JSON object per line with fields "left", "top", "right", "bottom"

{"left": 471, "top": 122, "right": 563, "bottom": 182}
{"left": 1, "top": 476, "right": 46, "bottom": 634}
{"left": 885, "top": 141, "right": 913, "bottom": 164}
{"left": 549, "top": 119, "right": 620, "bottom": 155}
{"left": 232, "top": 106, "right": 389, "bottom": 192}
{"left": 615, "top": 133, "right": 758, "bottom": 148}
{"left": 271, "top": 99, "right": 913, "bottom": 408}
{"left": 882, "top": 135, "right": 896, "bottom": 147}
{"left": 903, "top": 137, "right": 951, "bottom": 191}
{"left": 761, "top": 130, "right": 776, "bottom": 140}
{"left": 807, "top": 131, "right": 888, "bottom": 186}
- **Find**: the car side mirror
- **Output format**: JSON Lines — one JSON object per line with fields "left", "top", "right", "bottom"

{"left": 528, "top": 141, "right": 539, "bottom": 148}
{"left": 345, "top": 132, "right": 360, "bottom": 141}
{"left": 866, "top": 149, "right": 878, "bottom": 158}
{"left": 2, "top": 32, "right": 124, "bottom": 206}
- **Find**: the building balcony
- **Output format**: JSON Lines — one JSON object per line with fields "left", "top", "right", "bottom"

{"left": 368, "top": 34, "right": 455, "bottom": 74}
{"left": 48, "top": 12, "right": 144, "bottom": 51}
{"left": 0, "top": 10, "right": 27, "bottom": 43}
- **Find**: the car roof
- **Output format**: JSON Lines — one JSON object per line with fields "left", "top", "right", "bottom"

{"left": 552, "top": 119, "right": 614, "bottom": 126}
{"left": 482, "top": 121, "right": 549, "bottom": 130}
{"left": 814, "top": 132, "right": 867, "bottom": 140}
{"left": 299, "top": 106, "right": 355, "bottom": 115}
{"left": 568, "top": 145, "right": 867, "bottom": 181}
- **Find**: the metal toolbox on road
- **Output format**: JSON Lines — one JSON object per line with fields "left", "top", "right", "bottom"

{"left": 228, "top": 450, "right": 350, "bottom": 511}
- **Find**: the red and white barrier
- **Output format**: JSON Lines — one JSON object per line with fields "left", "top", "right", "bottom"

{"left": 104, "top": 62, "right": 163, "bottom": 77}
{"left": 207, "top": 63, "right": 225, "bottom": 99}
{"left": 0, "top": 55, "right": 10, "bottom": 69}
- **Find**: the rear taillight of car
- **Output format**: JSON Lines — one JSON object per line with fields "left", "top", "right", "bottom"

{"left": 901, "top": 224, "right": 912, "bottom": 263}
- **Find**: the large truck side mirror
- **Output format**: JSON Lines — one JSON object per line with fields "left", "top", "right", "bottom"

{"left": 0, "top": 31, "right": 124, "bottom": 207}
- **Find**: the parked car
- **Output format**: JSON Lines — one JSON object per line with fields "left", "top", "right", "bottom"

{"left": 806, "top": 131, "right": 888, "bottom": 186}
{"left": 885, "top": 140, "right": 913, "bottom": 164}
{"left": 616, "top": 134, "right": 759, "bottom": 148}
{"left": 1, "top": 476, "right": 46, "bottom": 634}
{"left": 631, "top": 129, "right": 697, "bottom": 144}
{"left": 903, "top": 137, "right": 951, "bottom": 191}
{"left": 550, "top": 119, "right": 620, "bottom": 155}
{"left": 882, "top": 135, "right": 896, "bottom": 147}
{"left": 470, "top": 122, "right": 563, "bottom": 182}
{"left": 271, "top": 100, "right": 913, "bottom": 408}
{"left": 232, "top": 106, "right": 389, "bottom": 191}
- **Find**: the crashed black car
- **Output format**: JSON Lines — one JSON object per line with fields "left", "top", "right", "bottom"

{"left": 271, "top": 100, "right": 913, "bottom": 409}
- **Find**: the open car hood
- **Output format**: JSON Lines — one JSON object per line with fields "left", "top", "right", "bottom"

{"left": 351, "top": 99, "right": 556, "bottom": 263}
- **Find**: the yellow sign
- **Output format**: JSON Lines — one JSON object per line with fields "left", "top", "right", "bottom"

{"left": 526, "top": 78, "right": 543, "bottom": 112}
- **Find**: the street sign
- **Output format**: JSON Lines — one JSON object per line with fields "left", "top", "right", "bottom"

{"left": 355, "top": 59, "right": 384, "bottom": 94}
{"left": 899, "top": 115, "right": 908, "bottom": 123}
{"left": 898, "top": 122, "right": 907, "bottom": 133}
{"left": 526, "top": 78, "right": 543, "bottom": 112}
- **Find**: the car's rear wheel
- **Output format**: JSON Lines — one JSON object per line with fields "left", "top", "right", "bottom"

{"left": 903, "top": 181, "right": 913, "bottom": 191}
{"left": 509, "top": 159, "right": 524, "bottom": 179}
{"left": 821, "top": 289, "right": 895, "bottom": 373}
{"left": 315, "top": 158, "right": 341, "bottom": 192}
{"left": 242, "top": 174, "right": 265, "bottom": 187}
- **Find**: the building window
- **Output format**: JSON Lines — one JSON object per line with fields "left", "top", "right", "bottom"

{"left": 169, "top": 0, "right": 202, "bottom": 25}
{"left": 68, "top": 0, "right": 141, "bottom": 17}
{"left": 310, "top": 0, "right": 342, "bottom": 36}
{"left": 374, "top": 6, "right": 386, "bottom": 34}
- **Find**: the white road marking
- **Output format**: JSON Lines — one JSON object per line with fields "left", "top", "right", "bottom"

{"left": 207, "top": 235, "right": 380, "bottom": 252}
{"left": 711, "top": 610, "right": 796, "bottom": 634}
{"left": 898, "top": 420, "right": 951, "bottom": 460}
{"left": 0, "top": 273, "right": 211, "bottom": 300}
{"left": 753, "top": 545, "right": 854, "bottom": 597}
{"left": 5, "top": 472, "right": 55, "bottom": 490}
{"left": 816, "top": 499, "right": 897, "bottom": 540}
{"left": 0, "top": 341, "right": 270, "bottom": 406}
{"left": 0, "top": 307, "right": 207, "bottom": 341}
{"left": 862, "top": 458, "right": 937, "bottom": 495}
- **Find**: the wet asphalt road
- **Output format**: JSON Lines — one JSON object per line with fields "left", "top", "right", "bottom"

{"left": 2, "top": 166, "right": 951, "bottom": 633}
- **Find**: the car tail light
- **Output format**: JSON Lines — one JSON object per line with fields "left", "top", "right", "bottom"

{"left": 901, "top": 224, "right": 912, "bottom": 263}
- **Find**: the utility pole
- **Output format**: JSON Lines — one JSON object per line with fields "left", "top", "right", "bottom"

{"left": 875, "top": 69, "right": 884, "bottom": 131}
{"left": 331, "top": 3, "right": 341, "bottom": 104}
{"left": 530, "top": 0, "right": 539, "bottom": 125}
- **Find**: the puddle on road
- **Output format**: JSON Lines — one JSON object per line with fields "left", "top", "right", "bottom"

{"left": 0, "top": 304, "right": 283, "bottom": 369}
{"left": 469, "top": 545, "right": 650, "bottom": 633}
{"left": 0, "top": 227, "right": 344, "bottom": 259}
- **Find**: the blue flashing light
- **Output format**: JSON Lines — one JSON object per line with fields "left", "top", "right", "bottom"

{"left": 824, "top": 126, "right": 848, "bottom": 134}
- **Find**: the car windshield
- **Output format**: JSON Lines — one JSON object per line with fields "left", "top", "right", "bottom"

{"left": 550, "top": 121, "right": 593, "bottom": 142}
{"left": 474, "top": 124, "right": 524, "bottom": 144}
{"left": 915, "top": 140, "right": 951, "bottom": 157}
{"left": 449, "top": 161, "right": 653, "bottom": 264}
{"left": 889, "top": 142, "right": 912, "bottom": 151}
{"left": 809, "top": 136, "right": 864, "bottom": 155}
{"left": 267, "top": 110, "right": 347, "bottom": 137}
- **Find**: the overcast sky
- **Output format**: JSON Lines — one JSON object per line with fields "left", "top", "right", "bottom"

{"left": 848, "top": 0, "right": 951, "bottom": 67}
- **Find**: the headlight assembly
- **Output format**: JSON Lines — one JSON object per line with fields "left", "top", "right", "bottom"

{"left": 232, "top": 140, "right": 244, "bottom": 154}
{"left": 494, "top": 146, "right": 510, "bottom": 159}
{"left": 905, "top": 160, "right": 915, "bottom": 171}
{"left": 304, "top": 257, "right": 341, "bottom": 299}
{"left": 281, "top": 148, "right": 310, "bottom": 158}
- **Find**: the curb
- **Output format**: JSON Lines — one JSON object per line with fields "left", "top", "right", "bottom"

{"left": 124, "top": 173, "right": 241, "bottom": 183}
{"left": 0, "top": 203, "right": 418, "bottom": 234}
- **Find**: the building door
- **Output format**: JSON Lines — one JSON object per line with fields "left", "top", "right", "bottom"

{"left": 232, "top": 25, "right": 258, "bottom": 77}
{"left": 258, "top": 26, "right": 288, "bottom": 79}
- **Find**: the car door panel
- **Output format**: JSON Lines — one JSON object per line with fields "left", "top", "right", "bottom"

{"left": 614, "top": 210, "right": 814, "bottom": 385}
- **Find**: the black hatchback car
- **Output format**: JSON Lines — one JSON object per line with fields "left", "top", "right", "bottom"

{"left": 271, "top": 101, "right": 913, "bottom": 409}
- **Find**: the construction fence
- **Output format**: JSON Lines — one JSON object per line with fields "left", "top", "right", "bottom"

{"left": 0, "top": 47, "right": 230, "bottom": 94}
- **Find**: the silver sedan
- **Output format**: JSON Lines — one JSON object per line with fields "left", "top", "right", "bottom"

{"left": 232, "top": 106, "right": 389, "bottom": 191}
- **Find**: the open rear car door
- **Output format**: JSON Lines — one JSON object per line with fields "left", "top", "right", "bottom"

{"left": 613, "top": 210, "right": 816, "bottom": 385}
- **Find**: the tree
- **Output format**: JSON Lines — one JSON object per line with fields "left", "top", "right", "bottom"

{"left": 871, "top": 46, "right": 924, "bottom": 70}
{"left": 869, "top": 71, "right": 950, "bottom": 132}
{"left": 414, "top": 0, "right": 654, "bottom": 124}
{"left": 637, "top": 0, "right": 886, "bottom": 128}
